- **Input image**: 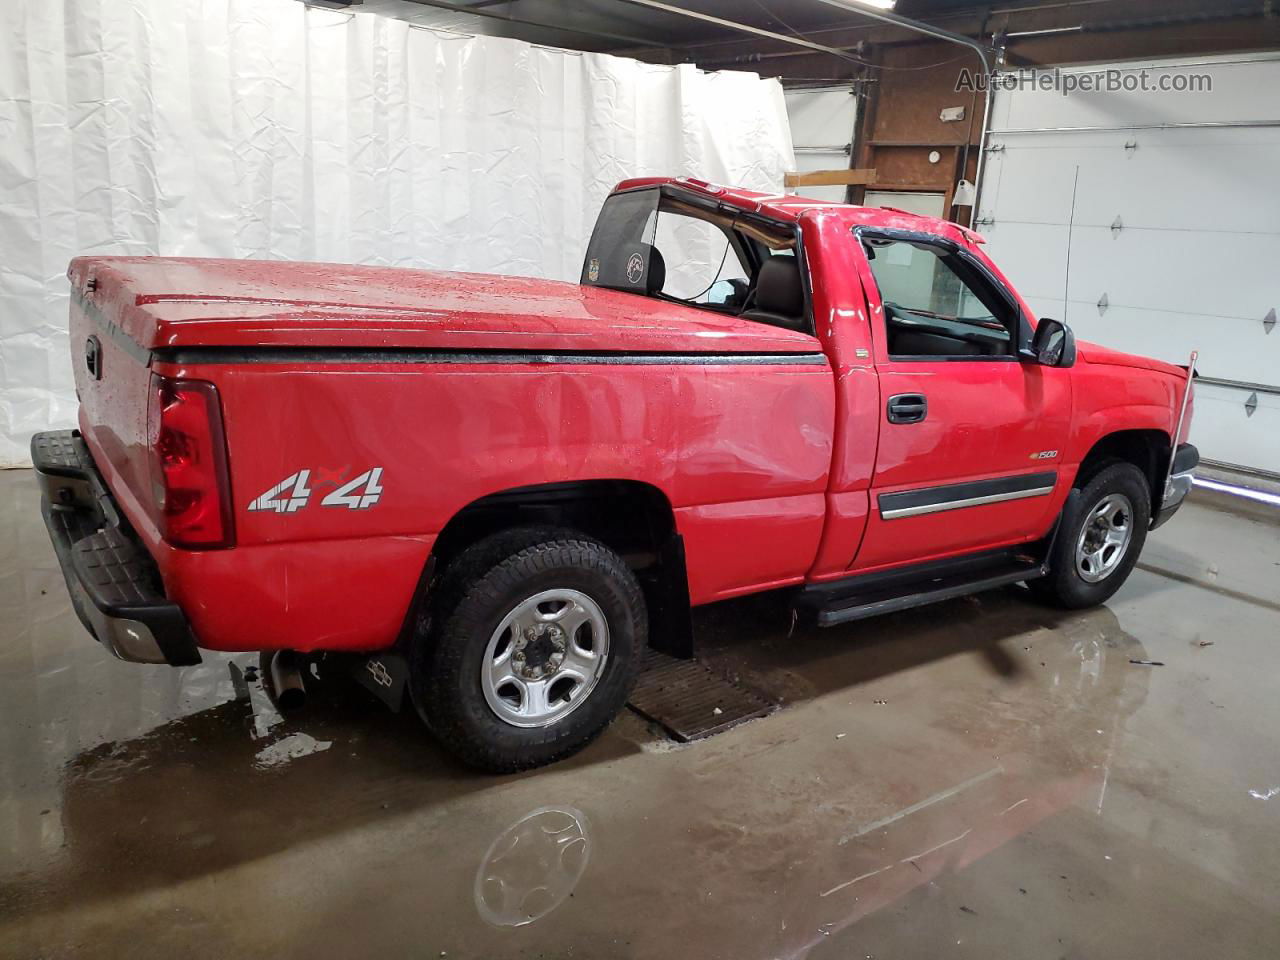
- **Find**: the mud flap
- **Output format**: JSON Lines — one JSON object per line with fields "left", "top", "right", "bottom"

{"left": 348, "top": 652, "right": 410, "bottom": 712}
{"left": 641, "top": 533, "right": 695, "bottom": 660}
{"left": 1048, "top": 488, "right": 1084, "bottom": 561}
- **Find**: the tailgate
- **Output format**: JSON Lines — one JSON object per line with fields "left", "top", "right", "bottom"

{"left": 67, "top": 258, "right": 157, "bottom": 537}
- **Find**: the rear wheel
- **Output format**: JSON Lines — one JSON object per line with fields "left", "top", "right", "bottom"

{"left": 412, "top": 531, "right": 646, "bottom": 773}
{"left": 1031, "top": 462, "right": 1151, "bottom": 609}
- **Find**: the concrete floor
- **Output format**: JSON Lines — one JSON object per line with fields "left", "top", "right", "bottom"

{"left": 1, "top": 468, "right": 1278, "bottom": 960}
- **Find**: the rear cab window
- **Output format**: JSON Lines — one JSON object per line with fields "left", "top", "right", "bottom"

{"left": 582, "top": 187, "right": 813, "bottom": 335}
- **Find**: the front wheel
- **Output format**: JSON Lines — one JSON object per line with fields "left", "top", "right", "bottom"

{"left": 412, "top": 532, "right": 646, "bottom": 773}
{"left": 1030, "top": 462, "right": 1151, "bottom": 609}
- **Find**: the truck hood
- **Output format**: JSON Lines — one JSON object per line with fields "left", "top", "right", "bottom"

{"left": 1077, "top": 339, "right": 1187, "bottom": 378}
{"left": 68, "top": 256, "right": 821, "bottom": 356}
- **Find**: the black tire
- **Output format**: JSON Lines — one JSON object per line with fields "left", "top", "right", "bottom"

{"left": 411, "top": 530, "right": 646, "bottom": 773}
{"left": 1030, "top": 462, "right": 1151, "bottom": 609}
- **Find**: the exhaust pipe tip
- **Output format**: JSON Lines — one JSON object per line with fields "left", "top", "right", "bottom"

{"left": 267, "top": 650, "right": 307, "bottom": 711}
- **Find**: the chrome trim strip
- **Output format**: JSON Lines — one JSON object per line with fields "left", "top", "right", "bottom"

{"left": 881, "top": 484, "right": 1057, "bottom": 520}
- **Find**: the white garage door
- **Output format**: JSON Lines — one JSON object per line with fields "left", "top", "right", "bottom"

{"left": 978, "top": 53, "right": 1280, "bottom": 478}
{"left": 784, "top": 86, "right": 858, "bottom": 202}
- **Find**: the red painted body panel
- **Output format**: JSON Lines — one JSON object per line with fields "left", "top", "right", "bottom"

{"left": 141, "top": 354, "right": 834, "bottom": 649}
{"left": 854, "top": 363, "right": 1073, "bottom": 571}
{"left": 161, "top": 535, "right": 435, "bottom": 653}
{"left": 677, "top": 494, "right": 827, "bottom": 603}
{"left": 799, "top": 213, "right": 880, "bottom": 577}
{"left": 63, "top": 176, "right": 1195, "bottom": 657}
{"left": 845, "top": 229, "right": 1075, "bottom": 569}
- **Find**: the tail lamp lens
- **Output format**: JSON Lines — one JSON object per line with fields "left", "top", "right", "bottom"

{"left": 148, "top": 375, "right": 234, "bottom": 548}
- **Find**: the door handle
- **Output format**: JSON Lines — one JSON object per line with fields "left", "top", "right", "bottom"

{"left": 887, "top": 393, "right": 927, "bottom": 424}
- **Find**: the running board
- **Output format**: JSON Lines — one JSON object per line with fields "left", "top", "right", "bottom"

{"left": 797, "top": 550, "right": 1049, "bottom": 628}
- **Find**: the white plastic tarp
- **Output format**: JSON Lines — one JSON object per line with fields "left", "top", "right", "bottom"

{"left": 0, "top": 0, "right": 795, "bottom": 467}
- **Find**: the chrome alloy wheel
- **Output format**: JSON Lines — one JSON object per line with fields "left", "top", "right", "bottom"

{"left": 481, "top": 589, "right": 610, "bottom": 728}
{"left": 1075, "top": 493, "right": 1134, "bottom": 584}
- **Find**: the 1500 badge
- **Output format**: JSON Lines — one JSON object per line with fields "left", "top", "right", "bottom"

{"left": 248, "top": 467, "right": 384, "bottom": 513}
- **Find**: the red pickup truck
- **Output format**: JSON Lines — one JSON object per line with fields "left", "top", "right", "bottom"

{"left": 35, "top": 176, "right": 1197, "bottom": 771}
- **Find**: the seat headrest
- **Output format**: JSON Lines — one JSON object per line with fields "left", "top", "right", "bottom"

{"left": 754, "top": 257, "right": 803, "bottom": 317}
{"left": 643, "top": 244, "right": 665, "bottom": 295}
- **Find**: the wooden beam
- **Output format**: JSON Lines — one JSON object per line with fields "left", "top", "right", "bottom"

{"left": 785, "top": 168, "right": 878, "bottom": 188}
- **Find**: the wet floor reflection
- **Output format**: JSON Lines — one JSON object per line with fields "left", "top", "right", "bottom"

{"left": 684, "top": 597, "right": 1152, "bottom": 959}
{"left": 3, "top": 469, "right": 1278, "bottom": 958}
{"left": 475, "top": 806, "right": 590, "bottom": 928}
{"left": 2, "top": 590, "right": 1151, "bottom": 950}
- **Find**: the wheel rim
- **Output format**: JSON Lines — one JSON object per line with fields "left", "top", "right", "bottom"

{"left": 1074, "top": 493, "right": 1134, "bottom": 584}
{"left": 481, "top": 588, "right": 610, "bottom": 728}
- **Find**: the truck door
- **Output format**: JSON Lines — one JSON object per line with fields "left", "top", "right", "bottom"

{"left": 849, "top": 229, "right": 1072, "bottom": 572}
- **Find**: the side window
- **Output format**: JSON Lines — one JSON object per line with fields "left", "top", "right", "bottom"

{"left": 651, "top": 210, "right": 749, "bottom": 307}
{"left": 862, "top": 237, "right": 1016, "bottom": 359}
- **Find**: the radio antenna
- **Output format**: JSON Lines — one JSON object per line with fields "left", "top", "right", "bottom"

{"left": 1062, "top": 165, "right": 1080, "bottom": 322}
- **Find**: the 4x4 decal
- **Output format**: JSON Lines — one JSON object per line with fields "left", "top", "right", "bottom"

{"left": 248, "top": 467, "right": 384, "bottom": 514}
{"left": 247, "top": 470, "right": 313, "bottom": 514}
{"left": 320, "top": 468, "right": 384, "bottom": 510}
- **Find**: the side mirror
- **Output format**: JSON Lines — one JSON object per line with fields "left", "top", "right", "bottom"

{"left": 707, "top": 277, "right": 749, "bottom": 308}
{"left": 1030, "top": 318, "right": 1077, "bottom": 368}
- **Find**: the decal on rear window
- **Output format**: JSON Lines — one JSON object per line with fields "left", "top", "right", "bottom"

{"left": 626, "top": 251, "right": 645, "bottom": 284}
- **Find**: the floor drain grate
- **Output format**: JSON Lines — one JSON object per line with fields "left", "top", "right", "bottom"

{"left": 627, "top": 649, "right": 778, "bottom": 742}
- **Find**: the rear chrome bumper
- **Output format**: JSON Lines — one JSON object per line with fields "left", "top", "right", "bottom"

{"left": 32, "top": 430, "right": 201, "bottom": 666}
{"left": 1151, "top": 442, "right": 1199, "bottom": 530}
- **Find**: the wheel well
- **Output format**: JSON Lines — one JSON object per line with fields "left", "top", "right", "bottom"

{"left": 432, "top": 480, "right": 673, "bottom": 566}
{"left": 1075, "top": 430, "right": 1170, "bottom": 506}
{"left": 427, "top": 480, "right": 693, "bottom": 658}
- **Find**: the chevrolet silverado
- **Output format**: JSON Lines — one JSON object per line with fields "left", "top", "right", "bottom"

{"left": 34, "top": 176, "right": 1198, "bottom": 771}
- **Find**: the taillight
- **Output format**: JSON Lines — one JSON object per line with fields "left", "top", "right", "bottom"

{"left": 147, "top": 375, "right": 234, "bottom": 548}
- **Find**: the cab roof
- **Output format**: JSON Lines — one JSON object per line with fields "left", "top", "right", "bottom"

{"left": 613, "top": 176, "right": 985, "bottom": 248}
